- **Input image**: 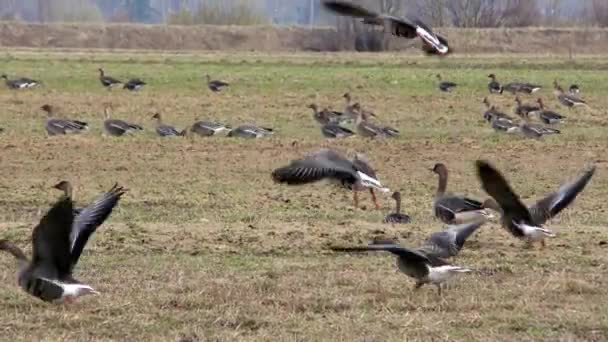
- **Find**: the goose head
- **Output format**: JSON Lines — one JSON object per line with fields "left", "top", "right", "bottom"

{"left": 40, "top": 104, "right": 54, "bottom": 116}
{"left": 98, "top": 68, "right": 104, "bottom": 76}
{"left": 307, "top": 104, "right": 318, "bottom": 111}
{"left": 1, "top": 74, "right": 7, "bottom": 80}
{"left": 391, "top": 191, "right": 401, "bottom": 201}
{"left": 343, "top": 93, "right": 351, "bottom": 103}
{"left": 52, "top": 180, "right": 73, "bottom": 198}
{"left": 431, "top": 163, "right": 448, "bottom": 176}
{"left": 487, "top": 74, "right": 496, "bottom": 80}
{"left": 151, "top": 113, "right": 162, "bottom": 121}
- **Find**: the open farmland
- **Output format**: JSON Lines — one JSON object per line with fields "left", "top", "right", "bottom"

{"left": 0, "top": 50, "right": 607, "bottom": 341}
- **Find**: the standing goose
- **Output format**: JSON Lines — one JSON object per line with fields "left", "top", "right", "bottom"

{"left": 0, "top": 182, "right": 126, "bottom": 303}
{"left": 483, "top": 98, "right": 513, "bottom": 123}
{"left": 98, "top": 68, "right": 122, "bottom": 89}
{"left": 206, "top": 75, "right": 229, "bottom": 92}
{"left": 383, "top": 191, "right": 411, "bottom": 224}
{"left": 321, "top": 123, "right": 355, "bottom": 139}
{"left": 152, "top": 113, "right": 186, "bottom": 137}
{"left": 340, "top": 93, "right": 358, "bottom": 124}
{"left": 487, "top": 74, "right": 502, "bottom": 93}
{"left": 476, "top": 160, "right": 595, "bottom": 247}
{"left": 227, "top": 125, "right": 274, "bottom": 139}
{"left": 418, "top": 219, "right": 487, "bottom": 259}
{"left": 272, "top": 149, "right": 389, "bottom": 209}
{"left": 190, "top": 120, "right": 231, "bottom": 137}
{"left": 123, "top": 78, "right": 146, "bottom": 91}
{"left": 331, "top": 244, "right": 471, "bottom": 294}
{"left": 354, "top": 104, "right": 386, "bottom": 138}
{"left": 322, "top": 1, "right": 449, "bottom": 55}
{"left": 553, "top": 81, "right": 588, "bottom": 109}
{"left": 2, "top": 74, "right": 40, "bottom": 89}
{"left": 514, "top": 96, "right": 540, "bottom": 118}
{"left": 103, "top": 106, "right": 143, "bottom": 137}
{"left": 309, "top": 104, "right": 343, "bottom": 125}
{"left": 41, "top": 104, "right": 89, "bottom": 136}
{"left": 436, "top": 74, "right": 457, "bottom": 92}
{"left": 532, "top": 98, "right": 565, "bottom": 124}
{"left": 432, "top": 163, "right": 495, "bottom": 225}
{"left": 354, "top": 103, "right": 400, "bottom": 137}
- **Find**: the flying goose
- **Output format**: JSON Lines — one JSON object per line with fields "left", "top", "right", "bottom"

{"left": 431, "top": 163, "right": 496, "bottom": 225}
{"left": 436, "top": 74, "right": 457, "bottom": 92}
{"left": 483, "top": 98, "right": 513, "bottom": 122}
{"left": 418, "top": 219, "right": 487, "bottom": 259}
{"left": 190, "top": 120, "right": 231, "bottom": 137}
{"left": 41, "top": 104, "right": 89, "bottom": 136}
{"left": 103, "top": 106, "right": 143, "bottom": 137}
{"left": 476, "top": 160, "right": 595, "bottom": 247}
{"left": 206, "top": 75, "right": 229, "bottom": 92}
{"left": 123, "top": 78, "right": 146, "bottom": 91}
{"left": 532, "top": 98, "right": 565, "bottom": 124}
{"left": 0, "top": 182, "right": 126, "bottom": 303}
{"left": 321, "top": 123, "right": 355, "bottom": 138}
{"left": 322, "top": 1, "right": 449, "bottom": 55}
{"left": 98, "top": 68, "right": 122, "bottom": 89}
{"left": 487, "top": 74, "right": 501, "bottom": 94}
{"left": 152, "top": 113, "right": 186, "bottom": 137}
{"left": 1, "top": 74, "right": 40, "bottom": 89}
{"left": 553, "top": 81, "right": 588, "bottom": 109}
{"left": 514, "top": 96, "right": 540, "bottom": 118}
{"left": 227, "top": 124, "right": 274, "bottom": 139}
{"left": 331, "top": 244, "right": 471, "bottom": 294}
{"left": 501, "top": 82, "right": 542, "bottom": 95}
{"left": 506, "top": 121, "right": 560, "bottom": 139}
{"left": 569, "top": 84, "right": 580, "bottom": 95}
{"left": 272, "top": 149, "right": 389, "bottom": 209}
{"left": 383, "top": 191, "right": 411, "bottom": 224}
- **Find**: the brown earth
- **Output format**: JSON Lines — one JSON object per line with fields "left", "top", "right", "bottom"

{"left": 1, "top": 22, "right": 608, "bottom": 54}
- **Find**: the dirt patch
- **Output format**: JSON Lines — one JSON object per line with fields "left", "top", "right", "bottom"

{"left": 1, "top": 22, "right": 608, "bottom": 54}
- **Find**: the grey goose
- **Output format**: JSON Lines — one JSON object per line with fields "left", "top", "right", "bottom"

{"left": 272, "top": 149, "right": 389, "bottom": 209}
{"left": 476, "top": 160, "right": 595, "bottom": 247}
{"left": 506, "top": 121, "right": 560, "bottom": 139}
{"left": 103, "top": 106, "right": 143, "bottom": 136}
{"left": 227, "top": 125, "right": 274, "bottom": 139}
{"left": 152, "top": 113, "right": 186, "bottom": 137}
{"left": 2, "top": 74, "right": 40, "bottom": 89}
{"left": 483, "top": 98, "right": 514, "bottom": 122}
{"left": 489, "top": 116, "right": 518, "bottom": 133}
{"left": 383, "top": 191, "right": 411, "bottom": 224}
{"left": 309, "top": 104, "right": 344, "bottom": 125}
{"left": 123, "top": 78, "right": 146, "bottom": 91}
{"left": 331, "top": 244, "right": 471, "bottom": 294}
{"left": 514, "top": 96, "right": 540, "bottom": 118}
{"left": 206, "top": 75, "right": 229, "bottom": 92}
{"left": 553, "top": 80, "right": 588, "bottom": 109}
{"left": 0, "top": 181, "right": 126, "bottom": 303}
{"left": 190, "top": 120, "right": 231, "bottom": 137}
{"left": 432, "top": 163, "right": 496, "bottom": 225}
{"left": 41, "top": 104, "right": 89, "bottom": 136}
{"left": 321, "top": 123, "right": 355, "bottom": 138}
{"left": 436, "top": 74, "right": 457, "bottom": 92}
{"left": 322, "top": 1, "right": 449, "bottom": 55}
{"left": 487, "top": 74, "right": 502, "bottom": 94}
{"left": 532, "top": 98, "right": 565, "bottom": 124}
{"left": 501, "top": 82, "right": 542, "bottom": 95}
{"left": 98, "top": 68, "right": 122, "bottom": 89}
{"left": 418, "top": 219, "right": 487, "bottom": 259}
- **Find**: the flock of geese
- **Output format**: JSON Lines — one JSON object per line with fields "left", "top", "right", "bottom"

{"left": 0, "top": 0, "right": 601, "bottom": 303}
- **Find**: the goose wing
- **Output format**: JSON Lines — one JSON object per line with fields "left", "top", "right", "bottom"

{"left": 529, "top": 165, "right": 596, "bottom": 225}
{"left": 331, "top": 244, "right": 432, "bottom": 275}
{"left": 272, "top": 157, "right": 357, "bottom": 185}
{"left": 70, "top": 184, "right": 126, "bottom": 268}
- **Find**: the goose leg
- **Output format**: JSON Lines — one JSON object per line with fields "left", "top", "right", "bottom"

{"left": 369, "top": 189, "right": 380, "bottom": 209}
{"left": 353, "top": 190, "right": 359, "bottom": 209}
{"left": 414, "top": 282, "right": 423, "bottom": 291}
{"left": 540, "top": 239, "right": 546, "bottom": 249}
{"left": 436, "top": 284, "right": 442, "bottom": 296}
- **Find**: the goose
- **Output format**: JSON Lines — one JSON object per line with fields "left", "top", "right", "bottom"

{"left": 0, "top": 182, "right": 126, "bottom": 303}
{"left": 506, "top": 121, "right": 560, "bottom": 139}
{"left": 354, "top": 106, "right": 384, "bottom": 138}
{"left": 41, "top": 104, "right": 89, "bottom": 136}
{"left": 103, "top": 106, "right": 143, "bottom": 137}
{"left": 272, "top": 148, "right": 389, "bottom": 209}
{"left": 431, "top": 163, "right": 496, "bottom": 225}
{"left": 309, "top": 104, "right": 343, "bottom": 125}
{"left": 553, "top": 80, "right": 588, "bottom": 109}
{"left": 501, "top": 82, "right": 542, "bottom": 95}
{"left": 331, "top": 244, "right": 471, "bottom": 294}
{"left": 483, "top": 98, "right": 513, "bottom": 122}
{"left": 569, "top": 84, "right": 580, "bottom": 95}
{"left": 418, "top": 219, "right": 487, "bottom": 259}
{"left": 321, "top": 123, "right": 355, "bottom": 138}
{"left": 123, "top": 78, "right": 146, "bottom": 91}
{"left": 436, "top": 74, "right": 457, "bottom": 92}
{"left": 340, "top": 93, "right": 358, "bottom": 124}
{"left": 151, "top": 113, "right": 186, "bottom": 137}
{"left": 1, "top": 74, "right": 40, "bottom": 89}
{"left": 190, "top": 120, "right": 231, "bottom": 137}
{"left": 514, "top": 96, "right": 540, "bottom": 118}
{"left": 476, "top": 160, "right": 595, "bottom": 248}
{"left": 353, "top": 103, "right": 400, "bottom": 137}
{"left": 206, "top": 75, "right": 229, "bottom": 92}
{"left": 532, "top": 98, "right": 565, "bottom": 124}
{"left": 489, "top": 116, "right": 518, "bottom": 133}
{"left": 323, "top": 1, "right": 449, "bottom": 55}
{"left": 383, "top": 191, "right": 411, "bottom": 224}
{"left": 98, "top": 68, "right": 122, "bottom": 89}
{"left": 227, "top": 124, "right": 274, "bottom": 139}
{"left": 487, "top": 74, "right": 502, "bottom": 94}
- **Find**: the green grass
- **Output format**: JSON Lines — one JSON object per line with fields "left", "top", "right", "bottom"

{"left": 0, "top": 50, "right": 607, "bottom": 341}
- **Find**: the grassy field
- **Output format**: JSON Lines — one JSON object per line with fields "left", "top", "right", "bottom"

{"left": 0, "top": 50, "right": 607, "bottom": 341}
